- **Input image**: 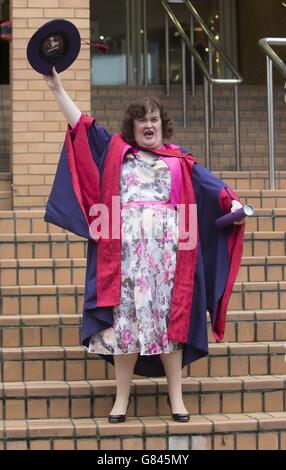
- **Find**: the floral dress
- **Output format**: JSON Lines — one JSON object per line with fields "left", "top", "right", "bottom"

{"left": 88, "top": 150, "right": 182, "bottom": 355}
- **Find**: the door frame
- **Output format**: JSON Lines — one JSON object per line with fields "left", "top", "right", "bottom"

{"left": 126, "top": 0, "right": 148, "bottom": 85}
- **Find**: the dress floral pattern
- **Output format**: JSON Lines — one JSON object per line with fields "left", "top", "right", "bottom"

{"left": 88, "top": 150, "right": 182, "bottom": 355}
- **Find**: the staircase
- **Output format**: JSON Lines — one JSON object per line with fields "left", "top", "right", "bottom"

{"left": 1, "top": 85, "right": 286, "bottom": 450}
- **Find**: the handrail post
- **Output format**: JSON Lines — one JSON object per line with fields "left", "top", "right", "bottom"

{"left": 234, "top": 85, "right": 241, "bottom": 171}
{"left": 126, "top": 0, "right": 131, "bottom": 84}
{"left": 182, "top": 39, "right": 187, "bottom": 127}
{"left": 165, "top": 12, "right": 170, "bottom": 96}
{"left": 143, "top": 0, "right": 148, "bottom": 88}
{"left": 204, "top": 76, "right": 210, "bottom": 168}
{"left": 190, "top": 15, "right": 195, "bottom": 96}
{"left": 267, "top": 56, "right": 276, "bottom": 190}
{"left": 258, "top": 38, "right": 286, "bottom": 188}
{"left": 208, "top": 38, "right": 214, "bottom": 128}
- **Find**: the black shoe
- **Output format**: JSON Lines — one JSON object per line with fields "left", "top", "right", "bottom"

{"left": 171, "top": 413, "right": 190, "bottom": 423}
{"left": 108, "top": 414, "right": 126, "bottom": 424}
{"left": 167, "top": 396, "right": 190, "bottom": 422}
{"left": 108, "top": 397, "right": 130, "bottom": 424}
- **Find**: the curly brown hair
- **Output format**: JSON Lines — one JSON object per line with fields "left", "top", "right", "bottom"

{"left": 120, "top": 96, "right": 174, "bottom": 145}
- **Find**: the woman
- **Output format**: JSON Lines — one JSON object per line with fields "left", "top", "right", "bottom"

{"left": 44, "top": 67, "right": 245, "bottom": 423}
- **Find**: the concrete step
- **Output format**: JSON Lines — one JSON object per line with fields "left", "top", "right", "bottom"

{"left": 0, "top": 233, "right": 87, "bottom": 260}
{"left": 1, "top": 412, "right": 286, "bottom": 450}
{"left": 1, "top": 281, "right": 286, "bottom": 315}
{"left": 2, "top": 256, "right": 286, "bottom": 286}
{"left": 1, "top": 310, "right": 285, "bottom": 348}
{"left": 0, "top": 258, "right": 86, "bottom": 286}
{"left": 1, "top": 171, "right": 286, "bottom": 221}
{"left": 0, "top": 231, "right": 285, "bottom": 261}
{"left": 1, "top": 342, "right": 286, "bottom": 382}
{"left": 0, "top": 314, "right": 81, "bottom": 347}
{"left": 0, "top": 206, "right": 285, "bottom": 236}
{"left": 0, "top": 210, "right": 65, "bottom": 235}
{"left": 0, "top": 284, "right": 85, "bottom": 316}
{"left": 236, "top": 190, "right": 286, "bottom": 208}
{"left": 238, "top": 256, "right": 286, "bottom": 282}
{"left": 0, "top": 173, "right": 286, "bottom": 225}
{"left": 0, "top": 231, "right": 284, "bottom": 261}
{"left": 243, "top": 232, "right": 286, "bottom": 257}
{"left": 1, "top": 375, "right": 286, "bottom": 421}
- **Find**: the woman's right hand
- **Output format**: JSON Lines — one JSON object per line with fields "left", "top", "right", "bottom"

{"left": 43, "top": 66, "right": 62, "bottom": 92}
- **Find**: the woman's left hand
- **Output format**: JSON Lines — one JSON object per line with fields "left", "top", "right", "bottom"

{"left": 231, "top": 200, "right": 246, "bottom": 225}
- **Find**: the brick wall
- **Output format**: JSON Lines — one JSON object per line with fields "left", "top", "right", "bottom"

{"left": 11, "top": 0, "right": 91, "bottom": 209}
{"left": 0, "top": 85, "right": 10, "bottom": 172}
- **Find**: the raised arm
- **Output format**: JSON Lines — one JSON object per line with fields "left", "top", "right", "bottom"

{"left": 43, "top": 66, "right": 81, "bottom": 128}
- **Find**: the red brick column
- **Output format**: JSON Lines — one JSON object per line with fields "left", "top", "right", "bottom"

{"left": 11, "top": 0, "right": 91, "bottom": 209}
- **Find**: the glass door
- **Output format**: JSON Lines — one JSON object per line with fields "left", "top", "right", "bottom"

{"left": 91, "top": 0, "right": 127, "bottom": 85}
{"left": 126, "top": 0, "right": 148, "bottom": 85}
{"left": 90, "top": 0, "right": 148, "bottom": 86}
{"left": 90, "top": 0, "right": 238, "bottom": 86}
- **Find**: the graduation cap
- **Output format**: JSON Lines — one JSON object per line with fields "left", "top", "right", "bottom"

{"left": 27, "top": 18, "right": 108, "bottom": 75}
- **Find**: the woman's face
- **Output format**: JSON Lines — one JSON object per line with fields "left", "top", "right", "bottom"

{"left": 133, "top": 106, "right": 163, "bottom": 150}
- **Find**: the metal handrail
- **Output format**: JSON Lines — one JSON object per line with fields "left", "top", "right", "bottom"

{"left": 259, "top": 38, "right": 286, "bottom": 78}
{"left": 161, "top": 0, "right": 243, "bottom": 170}
{"left": 184, "top": 0, "right": 243, "bottom": 82}
{"left": 162, "top": 0, "right": 242, "bottom": 85}
{"left": 259, "top": 38, "right": 286, "bottom": 190}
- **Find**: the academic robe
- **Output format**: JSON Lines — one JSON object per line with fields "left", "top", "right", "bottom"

{"left": 44, "top": 113, "right": 245, "bottom": 377}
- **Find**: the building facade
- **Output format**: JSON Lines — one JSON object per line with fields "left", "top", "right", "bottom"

{"left": 1, "top": 0, "right": 286, "bottom": 209}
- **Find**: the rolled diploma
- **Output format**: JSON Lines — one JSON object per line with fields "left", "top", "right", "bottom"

{"left": 215, "top": 204, "right": 254, "bottom": 229}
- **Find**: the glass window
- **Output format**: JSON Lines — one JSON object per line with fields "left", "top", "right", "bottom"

{"left": 91, "top": 0, "right": 127, "bottom": 85}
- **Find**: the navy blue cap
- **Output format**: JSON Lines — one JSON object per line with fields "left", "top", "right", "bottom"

{"left": 27, "top": 19, "right": 81, "bottom": 75}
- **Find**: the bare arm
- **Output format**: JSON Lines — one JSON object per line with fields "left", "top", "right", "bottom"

{"left": 43, "top": 67, "right": 81, "bottom": 128}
